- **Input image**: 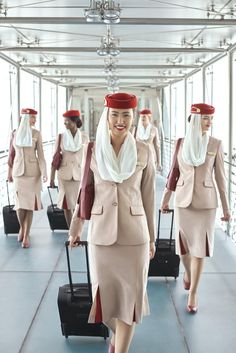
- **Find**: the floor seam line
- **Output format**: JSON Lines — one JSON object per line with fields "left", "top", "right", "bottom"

{"left": 18, "top": 245, "right": 65, "bottom": 353}
{"left": 166, "top": 277, "right": 191, "bottom": 353}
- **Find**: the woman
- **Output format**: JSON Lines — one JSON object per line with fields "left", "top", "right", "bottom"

{"left": 50, "top": 110, "right": 89, "bottom": 228}
{"left": 161, "top": 103, "right": 231, "bottom": 313}
{"left": 69, "top": 93, "right": 156, "bottom": 353}
{"left": 7, "top": 108, "right": 47, "bottom": 248}
{"left": 136, "top": 109, "right": 161, "bottom": 171}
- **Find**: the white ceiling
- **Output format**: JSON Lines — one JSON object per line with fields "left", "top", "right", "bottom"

{"left": 0, "top": 0, "right": 236, "bottom": 90}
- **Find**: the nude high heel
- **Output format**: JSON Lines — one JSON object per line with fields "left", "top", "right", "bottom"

{"left": 22, "top": 237, "right": 30, "bottom": 248}
{"left": 108, "top": 343, "right": 115, "bottom": 353}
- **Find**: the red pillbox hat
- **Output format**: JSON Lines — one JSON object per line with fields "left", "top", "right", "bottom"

{"left": 21, "top": 108, "right": 37, "bottom": 115}
{"left": 191, "top": 103, "right": 215, "bottom": 115}
{"left": 104, "top": 93, "right": 137, "bottom": 109}
{"left": 139, "top": 109, "right": 151, "bottom": 115}
{"left": 63, "top": 110, "right": 80, "bottom": 118}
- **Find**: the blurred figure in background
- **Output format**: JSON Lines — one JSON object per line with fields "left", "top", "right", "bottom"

{"left": 7, "top": 108, "right": 47, "bottom": 248}
{"left": 50, "top": 110, "right": 89, "bottom": 227}
{"left": 135, "top": 109, "right": 161, "bottom": 171}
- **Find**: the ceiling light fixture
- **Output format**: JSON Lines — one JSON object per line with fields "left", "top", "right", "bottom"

{"left": 104, "top": 59, "right": 117, "bottom": 74}
{"left": 85, "top": 0, "right": 121, "bottom": 24}
{"left": 97, "top": 27, "right": 120, "bottom": 56}
{"left": 219, "top": 38, "right": 231, "bottom": 48}
{"left": 0, "top": 2, "right": 7, "bottom": 16}
{"left": 207, "top": 4, "right": 234, "bottom": 19}
{"left": 17, "top": 35, "right": 40, "bottom": 47}
{"left": 181, "top": 37, "right": 203, "bottom": 48}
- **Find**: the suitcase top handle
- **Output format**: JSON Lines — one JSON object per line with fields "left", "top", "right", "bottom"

{"left": 65, "top": 240, "right": 92, "bottom": 303}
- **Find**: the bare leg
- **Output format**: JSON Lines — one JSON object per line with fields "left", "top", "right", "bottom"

{"left": 25, "top": 210, "right": 33, "bottom": 236}
{"left": 115, "top": 319, "right": 135, "bottom": 353}
{"left": 188, "top": 256, "right": 204, "bottom": 307}
{"left": 64, "top": 209, "right": 73, "bottom": 228}
{"left": 105, "top": 319, "right": 117, "bottom": 346}
{"left": 181, "top": 253, "right": 191, "bottom": 283}
{"left": 16, "top": 209, "right": 27, "bottom": 242}
{"left": 22, "top": 210, "right": 33, "bottom": 248}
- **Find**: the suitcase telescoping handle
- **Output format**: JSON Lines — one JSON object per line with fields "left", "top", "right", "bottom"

{"left": 157, "top": 209, "right": 174, "bottom": 248}
{"left": 6, "top": 180, "right": 12, "bottom": 209}
{"left": 65, "top": 240, "right": 93, "bottom": 302}
{"left": 47, "top": 186, "right": 59, "bottom": 212}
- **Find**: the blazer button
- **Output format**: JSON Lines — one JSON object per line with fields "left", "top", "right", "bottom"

{"left": 112, "top": 202, "right": 118, "bottom": 206}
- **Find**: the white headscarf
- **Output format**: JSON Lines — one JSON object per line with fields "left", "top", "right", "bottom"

{"left": 95, "top": 107, "right": 137, "bottom": 183}
{"left": 15, "top": 114, "right": 32, "bottom": 147}
{"left": 137, "top": 118, "right": 152, "bottom": 141}
{"left": 182, "top": 114, "right": 209, "bottom": 167}
{"left": 62, "top": 128, "right": 82, "bottom": 152}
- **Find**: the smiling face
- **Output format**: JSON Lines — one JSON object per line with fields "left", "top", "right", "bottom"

{"left": 108, "top": 108, "right": 134, "bottom": 138}
{"left": 201, "top": 114, "right": 213, "bottom": 133}
{"left": 64, "top": 117, "right": 77, "bottom": 131}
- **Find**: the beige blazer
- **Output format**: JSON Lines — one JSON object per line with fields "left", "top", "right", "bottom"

{"left": 11, "top": 129, "right": 47, "bottom": 178}
{"left": 162, "top": 136, "right": 229, "bottom": 213}
{"left": 56, "top": 132, "right": 89, "bottom": 181}
{"left": 70, "top": 141, "right": 156, "bottom": 245}
{"left": 137, "top": 126, "right": 160, "bottom": 167}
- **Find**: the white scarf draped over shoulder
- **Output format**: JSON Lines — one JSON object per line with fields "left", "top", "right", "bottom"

{"left": 95, "top": 107, "right": 137, "bottom": 183}
{"left": 62, "top": 128, "right": 82, "bottom": 152}
{"left": 182, "top": 114, "right": 209, "bottom": 167}
{"left": 137, "top": 119, "right": 152, "bottom": 141}
{"left": 15, "top": 114, "right": 33, "bottom": 147}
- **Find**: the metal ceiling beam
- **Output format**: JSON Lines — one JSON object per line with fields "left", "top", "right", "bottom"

{"left": 22, "top": 64, "right": 199, "bottom": 69}
{"left": 0, "top": 17, "right": 236, "bottom": 26}
{"left": 41, "top": 75, "right": 182, "bottom": 79}
{"left": 0, "top": 47, "right": 225, "bottom": 53}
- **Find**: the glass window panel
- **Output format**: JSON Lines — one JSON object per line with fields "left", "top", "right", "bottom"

{"left": 58, "top": 86, "right": 67, "bottom": 133}
{"left": 20, "top": 71, "right": 39, "bottom": 128}
{"left": 171, "top": 81, "right": 185, "bottom": 139}
{"left": 41, "top": 80, "right": 57, "bottom": 142}
{"left": 0, "top": 59, "right": 18, "bottom": 151}
{"left": 162, "top": 86, "right": 170, "bottom": 139}
{"left": 210, "top": 57, "right": 229, "bottom": 156}
{"left": 186, "top": 70, "right": 203, "bottom": 111}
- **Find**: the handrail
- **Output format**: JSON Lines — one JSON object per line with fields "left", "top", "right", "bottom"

{"left": 0, "top": 139, "right": 55, "bottom": 160}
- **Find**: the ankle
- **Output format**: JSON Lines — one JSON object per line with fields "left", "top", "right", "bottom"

{"left": 111, "top": 334, "right": 116, "bottom": 346}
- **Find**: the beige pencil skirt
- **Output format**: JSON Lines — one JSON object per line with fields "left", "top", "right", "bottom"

{"left": 57, "top": 178, "right": 80, "bottom": 210}
{"left": 14, "top": 175, "right": 42, "bottom": 211}
{"left": 88, "top": 242, "right": 150, "bottom": 326}
{"left": 175, "top": 205, "right": 216, "bottom": 258}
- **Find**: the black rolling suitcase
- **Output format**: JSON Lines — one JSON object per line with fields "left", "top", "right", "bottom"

{"left": 47, "top": 186, "right": 68, "bottom": 230}
{"left": 57, "top": 240, "right": 109, "bottom": 339}
{"left": 2, "top": 180, "right": 20, "bottom": 235}
{"left": 148, "top": 209, "right": 180, "bottom": 279}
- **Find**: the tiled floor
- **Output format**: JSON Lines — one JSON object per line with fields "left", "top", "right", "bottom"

{"left": 1, "top": 175, "right": 236, "bottom": 353}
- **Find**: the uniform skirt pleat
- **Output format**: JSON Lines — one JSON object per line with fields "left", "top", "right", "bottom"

{"left": 57, "top": 179, "right": 80, "bottom": 210}
{"left": 14, "top": 176, "right": 42, "bottom": 211}
{"left": 175, "top": 205, "right": 216, "bottom": 258}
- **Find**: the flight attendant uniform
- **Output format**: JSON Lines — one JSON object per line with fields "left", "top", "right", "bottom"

{"left": 136, "top": 109, "right": 161, "bottom": 168}
{"left": 54, "top": 110, "right": 89, "bottom": 210}
{"left": 8, "top": 109, "right": 47, "bottom": 210}
{"left": 161, "top": 105, "right": 229, "bottom": 258}
{"left": 69, "top": 93, "right": 156, "bottom": 326}
{"left": 56, "top": 133, "right": 89, "bottom": 210}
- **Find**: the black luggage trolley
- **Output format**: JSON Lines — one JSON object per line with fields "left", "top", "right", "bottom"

{"left": 148, "top": 209, "right": 180, "bottom": 279}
